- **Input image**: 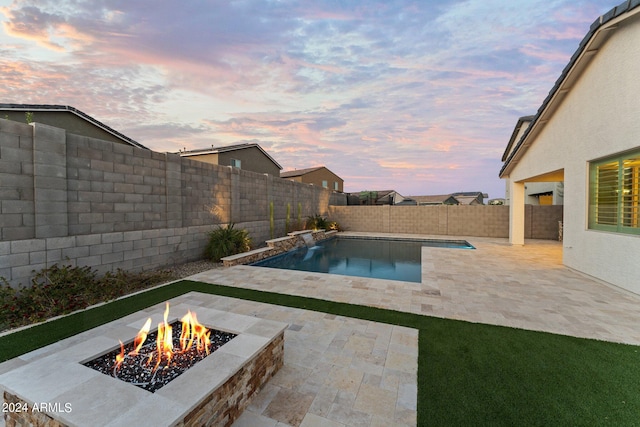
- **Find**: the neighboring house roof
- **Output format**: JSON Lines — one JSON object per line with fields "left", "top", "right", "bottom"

{"left": 375, "top": 190, "right": 397, "bottom": 204}
{"left": 179, "top": 142, "right": 283, "bottom": 170}
{"left": 280, "top": 165, "right": 343, "bottom": 180}
{"left": 500, "top": 1, "right": 640, "bottom": 178}
{"left": 454, "top": 195, "right": 482, "bottom": 205}
{"left": 409, "top": 192, "right": 487, "bottom": 205}
{"left": 451, "top": 192, "right": 488, "bottom": 198}
{"left": 0, "top": 103, "right": 147, "bottom": 149}
{"left": 409, "top": 195, "right": 459, "bottom": 205}
{"left": 280, "top": 166, "right": 325, "bottom": 178}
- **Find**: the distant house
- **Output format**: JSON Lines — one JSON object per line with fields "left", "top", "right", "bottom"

{"left": 499, "top": 2, "right": 640, "bottom": 294}
{"left": 347, "top": 190, "right": 408, "bottom": 205}
{"left": 178, "top": 143, "right": 282, "bottom": 176}
{"left": 407, "top": 192, "right": 488, "bottom": 205}
{"left": 502, "top": 116, "right": 564, "bottom": 205}
{"left": 0, "top": 103, "right": 146, "bottom": 149}
{"left": 280, "top": 166, "right": 344, "bottom": 192}
{"left": 410, "top": 195, "right": 459, "bottom": 205}
{"left": 451, "top": 192, "right": 488, "bottom": 205}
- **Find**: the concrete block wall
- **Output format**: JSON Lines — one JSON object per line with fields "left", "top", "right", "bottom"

{"left": 0, "top": 119, "right": 344, "bottom": 287}
{"left": 329, "top": 205, "right": 562, "bottom": 240}
{"left": 66, "top": 133, "right": 173, "bottom": 235}
{"left": 0, "top": 120, "right": 35, "bottom": 241}
{"left": 527, "top": 205, "right": 564, "bottom": 239}
{"left": 0, "top": 226, "right": 211, "bottom": 287}
{"left": 326, "top": 206, "right": 385, "bottom": 233}
{"left": 446, "top": 205, "right": 510, "bottom": 237}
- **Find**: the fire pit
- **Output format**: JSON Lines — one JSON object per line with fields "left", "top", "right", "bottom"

{"left": 83, "top": 303, "right": 237, "bottom": 393}
{"left": 0, "top": 294, "right": 287, "bottom": 427}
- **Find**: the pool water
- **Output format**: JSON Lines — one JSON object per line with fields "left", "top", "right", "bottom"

{"left": 251, "top": 237, "right": 474, "bottom": 283}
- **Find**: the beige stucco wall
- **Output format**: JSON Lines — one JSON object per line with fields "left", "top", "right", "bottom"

{"left": 506, "top": 13, "right": 640, "bottom": 294}
{"left": 301, "top": 168, "right": 344, "bottom": 192}
{"left": 218, "top": 147, "right": 281, "bottom": 176}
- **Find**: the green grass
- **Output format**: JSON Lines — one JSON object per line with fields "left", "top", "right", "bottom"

{"left": 1, "top": 280, "right": 639, "bottom": 426}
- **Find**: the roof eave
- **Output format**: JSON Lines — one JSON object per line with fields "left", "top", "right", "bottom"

{"left": 499, "top": 2, "right": 640, "bottom": 179}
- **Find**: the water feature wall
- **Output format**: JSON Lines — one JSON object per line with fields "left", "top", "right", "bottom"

{"left": 221, "top": 230, "right": 335, "bottom": 267}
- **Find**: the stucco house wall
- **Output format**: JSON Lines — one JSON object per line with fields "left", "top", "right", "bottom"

{"left": 178, "top": 144, "right": 282, "bottom": 176}
{"left": 217, "top": 147, "right": 281, "bottom": 176}
{"left": 504, "top": 9, "right": 640, "bottom": 294}
{"left": 303, "top": 168, "right": 344, "bottom": 192}
{"left": 281, "top": 166, "right": 344, "bottom": 192}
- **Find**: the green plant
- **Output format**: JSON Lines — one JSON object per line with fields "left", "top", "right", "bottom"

{"left": 0, "top": 264, "right": 172, "bottom": 331}
{"left": 25, "top": 112, "right": 34, "bottom": 124}
{"left": 269, "top": 201, "right": 275, "bottom": 239}
{"left": 285, "top": 203, "right": 291, "bottom": 233}
{"left": 306, "top": 214, "right": 341, "bottom": 231}
{"left": 204, "top": 223, "right": 252, "bottom": 262}
{"left": 306, "top": 214, "right": 328, "bottom": 230}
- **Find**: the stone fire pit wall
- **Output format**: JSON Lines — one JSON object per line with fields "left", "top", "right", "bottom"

{"left": 221, "top": 229, "right": 336, "bottom": 267}
{"left": 0, "top": 298, "right": 287, "bottom": 427}
{"left": 4, "top": 332, "right": 283, "bottom": 427}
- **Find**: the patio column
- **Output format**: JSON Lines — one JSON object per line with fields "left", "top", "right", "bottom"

{"left": 509, "top": 181, "right": 525, "bottom": 245}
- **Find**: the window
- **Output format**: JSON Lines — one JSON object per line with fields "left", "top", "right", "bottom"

{"left": 230, "top": 158, "right": 241, "bottom": 168}
{"left": 334, "top": 181, "right": 339, "bottom": 191}
{"left": 589, "top": 150, "right": 640, "bottom": 234}
{"left": 322, "top": 180, "right": 328, "bottom": 188}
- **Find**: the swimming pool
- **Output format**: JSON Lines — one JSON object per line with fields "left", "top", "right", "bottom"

{"left": 251, "top": 237, "right": 474, "bottom": 282}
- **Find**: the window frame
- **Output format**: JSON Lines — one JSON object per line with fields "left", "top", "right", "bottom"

{"left": 589, "top": 149, "right": 640, "bottom": 235}
{"left": 230, "top": 158, "right": 241, "bottom": 168}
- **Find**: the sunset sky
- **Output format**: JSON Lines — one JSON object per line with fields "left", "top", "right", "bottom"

{"left": 0, "top": 0, "right": 618, "bottom": 199}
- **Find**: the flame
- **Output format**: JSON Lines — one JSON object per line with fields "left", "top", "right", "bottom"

{"left": 114, "top": 302, "right": 212, "bottom": 372}
{"left": 154, "top": 303, "right": 173, "bottom": 370}
{"left": 130, "top": 318, "right": 151, "bottom": 356}
{"left": 115, "top": 340, "right": 125, "bottom": 368}
{"left": 180, "top": 310, "right": 211, "bottom": 354}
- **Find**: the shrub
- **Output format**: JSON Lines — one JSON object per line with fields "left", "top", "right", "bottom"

{"left": 306, "top": 214, "right": 329, "bottom": 230}
{"left": 204, "top": 223, "right": 252, "bottom": 262}
{"left": 0, "top": 264, "right": 173, "bottom": 332}
{"left": 306, "top": 214, "right": 341, "bottom": 231}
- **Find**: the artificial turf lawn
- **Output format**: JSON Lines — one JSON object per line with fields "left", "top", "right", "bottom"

{"left": 1, "top": 279, "right": 638, "bottom": 426}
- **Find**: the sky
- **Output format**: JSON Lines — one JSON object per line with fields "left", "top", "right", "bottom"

{"left": 0, "top": 0, "right": 619, "bottom": 199}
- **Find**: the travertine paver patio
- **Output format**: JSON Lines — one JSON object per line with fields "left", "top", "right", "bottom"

{"left": 190, "top": 232, "right": 640, "bottom": 346}
{"left": 189, "top": 232, "right": 640, "bottom": 426}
